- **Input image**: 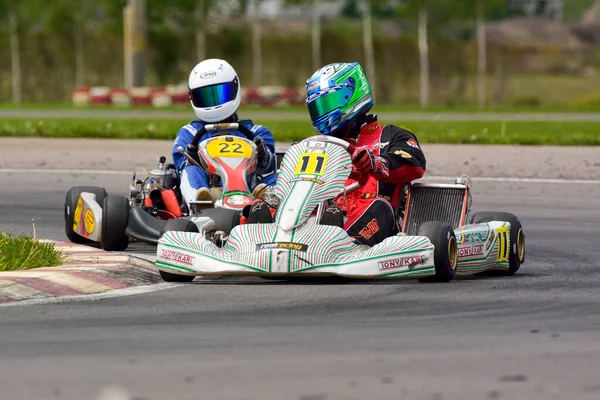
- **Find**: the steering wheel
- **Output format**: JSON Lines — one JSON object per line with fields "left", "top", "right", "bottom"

{"left": 179, "top": 123, "right": 257, "bottom": 169}
{"left": 300, "top": 135, "right": 356, "bottom": 155}
{"left": 190, "top": 123, "right": 255, "bottom": 149}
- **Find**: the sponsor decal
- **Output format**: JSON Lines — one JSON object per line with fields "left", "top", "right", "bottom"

{"left": 160, "top": 249, "right": 195, "bottom": 265}
{"left": 457, "top": 231, "right": 487, "bottom": 244}
{"left": 359, "top": 218, "right": 380, "bottom": 240}
{"left": 306, "top": 142, "right": 325, "bottom": 152}
{"left": 394, "top": 150, "right": 412, "bottom": 159}
{"left": 407, "top": 138, "right": 420, "bottom": 149}
{"left": 84, "top": 209, "right": 95, "bottom": 234}
{"left": 73, "top": 197, "right": 83, "bottom": 232}
{"left": 256, "top": 242, "right": 308, "bottom": 252}
{"left": 226, "top": 195, "right": 251, "bottom": 206}
{"left": 306, "top": 85, "right": 342, "bottom": 102}
{"left": 200, "top": 71, "right": 217, "bottom": 79}
{"left": 401, "top": 255, "right": 425, "bottom": 270}
{"left": 373, "top": 141, "right": 389, "bottom": 149}
{"left": 458, "top": 244, "right": 484, "bottom": 257}
{"left": 307, "top": 81, "right": 319, "bottom": 91}
{"left": 378, "top": 255, "right": 425, "bottom": 271}
{"left": 364, "top": 123, "right": 380, "bottom": 133}
{"left": 290, "top": 177, "right": 324, "bottom": 184}
{"left": 378, "top": 258, "right": 400, "bottom": 271}
{"left": 485, "top": 230, "right": 495, "bottom": 250}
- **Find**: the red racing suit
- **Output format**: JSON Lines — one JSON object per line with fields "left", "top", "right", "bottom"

{"left": 333, "top": 118, "right": 426, "bottom": 245}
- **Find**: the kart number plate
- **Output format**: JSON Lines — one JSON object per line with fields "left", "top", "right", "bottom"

{"left": 294, "top": 152, "right": 329, "bottom": 177}
{"left": 206, "top": 137, "right": 253, "bottom": 159}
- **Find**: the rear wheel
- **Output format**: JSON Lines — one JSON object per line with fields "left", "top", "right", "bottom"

{"left": 470, "top": 211, "right": 525, "bottom": 275}
{"left": 158, "top": 219, "right": 199, "bottom": 283}
{"left": 101, "top": 195, "right": 130, "bottom": 251}
{"left": 64, "top": 186, "right": 107, "bottom": 245}
{"left": 417, "top": 221, "right": 457, "bottom": 283}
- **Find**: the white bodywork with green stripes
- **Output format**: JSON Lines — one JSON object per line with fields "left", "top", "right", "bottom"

{"left": 155, "top": 136, "right": 511, "bottom": 278}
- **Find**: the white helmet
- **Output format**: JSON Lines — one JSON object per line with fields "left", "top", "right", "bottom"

{"left": 188, "top": 58, "right": 241, "bottom": 123}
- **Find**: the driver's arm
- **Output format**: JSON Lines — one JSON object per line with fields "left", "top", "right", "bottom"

{"left": 381, "top": 125, "right": 426, "bottom": 185}
{"left": 249, "top": 124, "right": 276, "bottom": 173}
{"left": 172, "top": 123, "right": 209, "bottom": 172}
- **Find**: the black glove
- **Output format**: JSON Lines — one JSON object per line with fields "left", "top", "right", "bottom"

{"left": 253, "top": 137, "right": 269, "bottom": 169}
{"left": 186, "top": 143, "right": 201, "bottom": 165}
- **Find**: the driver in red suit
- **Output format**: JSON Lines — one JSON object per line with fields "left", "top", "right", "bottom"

{"left": 305, "top": 62, "right": 427, "bottom": 246}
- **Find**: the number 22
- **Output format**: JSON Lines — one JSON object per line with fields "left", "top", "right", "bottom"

{"left": 218, "top": 142, "right": 243, "bottom": 154}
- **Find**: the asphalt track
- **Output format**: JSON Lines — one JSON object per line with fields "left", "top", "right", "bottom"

{"left": 1, "top": 140, "right": 600, "bottom": 400}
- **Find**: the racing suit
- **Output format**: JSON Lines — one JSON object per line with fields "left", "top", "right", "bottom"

{"left": 172, "top": 118, "right": 278, "bottom": 211}
{"left": 334, "top": 115, "right": 426, "bottom": 246}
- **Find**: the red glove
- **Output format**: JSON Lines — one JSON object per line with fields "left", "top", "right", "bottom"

{"left": 352, "top": 147, "right": 390, "bottom": 180}
{"left": 352, "top": 147, "right": 376, "bottom": 173}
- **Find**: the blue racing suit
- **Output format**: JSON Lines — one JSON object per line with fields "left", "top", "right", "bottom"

{"left": 172, "top": 119, "right": 278, "bottom": 210}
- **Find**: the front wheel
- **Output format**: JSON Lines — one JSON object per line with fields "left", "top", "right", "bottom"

{"left": 417, "top": 221, "right": 457, "bottom": 283}
{"left": 101, "top": 195, "right": 130, "bottom": 251}
{"left": 470, "top": 211, "right": 525, "bottom": 275}
{"left": 64, "top": 186, "right": 108, "bottom": 245}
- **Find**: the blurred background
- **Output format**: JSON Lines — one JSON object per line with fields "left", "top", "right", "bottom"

{"left": 1, "top": 0, "right": 600, "bottom": 109}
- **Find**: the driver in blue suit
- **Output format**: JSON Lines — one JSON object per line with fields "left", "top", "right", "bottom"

{"left": 172, "top": 59, "right": 278, "bottom": 214}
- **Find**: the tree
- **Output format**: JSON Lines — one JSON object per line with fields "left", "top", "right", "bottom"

{"left": 0, "top": 0, "right": 45, "bottom": 103}
{"left": 358, "top": 1, "right": 376, "bottom": 99}
{"left": 284, "top": 0, "right": 326, "bottom": 73}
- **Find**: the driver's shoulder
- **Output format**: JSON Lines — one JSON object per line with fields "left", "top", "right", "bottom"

{"left": 238, "top": 119, "right": 272, "bottom": 134}
{"left": 179, "top": 120, "right": 205, "bottom": 135}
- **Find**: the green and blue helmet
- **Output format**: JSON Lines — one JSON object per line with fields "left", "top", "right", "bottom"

{"left": 305, "top": 62, "right": 373, "bottom": 137}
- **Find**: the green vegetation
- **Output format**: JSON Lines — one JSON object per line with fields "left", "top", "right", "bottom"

{"left": 0, "top": 233, "right": 63, "bottom": 272}
{"left": 564, "top": 0, "right": 597, "bottom": 21}
{"left": 1, "top": 118, "right": 599, "bottom": 146}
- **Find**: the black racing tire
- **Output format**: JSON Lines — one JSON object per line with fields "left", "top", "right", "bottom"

{"left": 64, "top": 186, "right": 108, "bottom": 245}
{"left": 160, "top": 218, "right": 200, "bottom": 237}
{"left": 470, "top": 211, "right": 525, "bottom": 275}
{"left": 417, "top": 221, "right": 458, "bottom": 283}
{"left": 101, "top": 195, "right": 130, "bottom": 251}
{"left": 158, "top": 218, "right": 199, "bottom": 283}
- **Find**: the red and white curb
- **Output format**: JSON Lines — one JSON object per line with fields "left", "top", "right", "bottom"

{"left": 0, "top": 241, "right": 162, "bottom": 304}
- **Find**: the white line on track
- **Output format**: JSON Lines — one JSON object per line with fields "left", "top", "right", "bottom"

{"left": 1, "top": 167, "right": 600, "bottom": 185}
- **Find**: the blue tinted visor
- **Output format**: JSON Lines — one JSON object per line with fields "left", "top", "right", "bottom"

{"left": 190, "top": 78, "right": 239, "bottom": 108}
{"left": 306, "top": 84, "right": 354, "bottom": 122}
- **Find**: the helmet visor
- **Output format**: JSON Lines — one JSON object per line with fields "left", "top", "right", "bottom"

{"left": 306, "top": 85, "right": 352, "bottom": 122}
{"left": 190, "top": 78, "right": 239, "bottom": 108}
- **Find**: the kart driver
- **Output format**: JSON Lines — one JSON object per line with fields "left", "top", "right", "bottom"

{"left": 304, "top": 62, "right": 427, "bottom": 246}
{"left": 172, "top": 58, "right": 278, "bottom": 214}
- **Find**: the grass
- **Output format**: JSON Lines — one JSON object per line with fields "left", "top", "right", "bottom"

{"left": 1, "top": 102, "right": 600, "bottom": 113}
{"left": 0, "top": 232, "right": 63, "bottom": 272}
{"left": 1, "top": 118, "right": 599, "bottom": 145}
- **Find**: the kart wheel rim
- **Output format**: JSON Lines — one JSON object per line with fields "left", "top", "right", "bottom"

{"left": 448, "top": 235, "right": 457, "bottom": 270}
{"left": 517, "top": 228, "right": 525, "bottom": 261}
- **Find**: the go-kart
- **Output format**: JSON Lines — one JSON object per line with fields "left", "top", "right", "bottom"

{"left": 63, "top": 123, "right": 273, "bottom": 251}
{"left": 155, "top": 135, "right": 525, "bottom": 282}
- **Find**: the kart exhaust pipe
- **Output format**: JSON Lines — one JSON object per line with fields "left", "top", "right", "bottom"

{"left": 161, "top": 189, "right": 183, "bottom": 218}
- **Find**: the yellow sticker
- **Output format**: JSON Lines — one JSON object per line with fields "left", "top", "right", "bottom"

{"left": 496, "top": 226, "right": 510, "bottom": 262}
{"left": 394, "top": 150, "right": 413, "bottom": 159}
{"left": 206, "top": 137, "right": 253, "bottom": 159}
{"left": 84, "top": 209, "right": 95, "bottom": 234}
{"left": 294, "top": 153, "right": 329, "bottom": 176}
{"left": 73, "top": 197, "right": 83, "bottom": 231}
